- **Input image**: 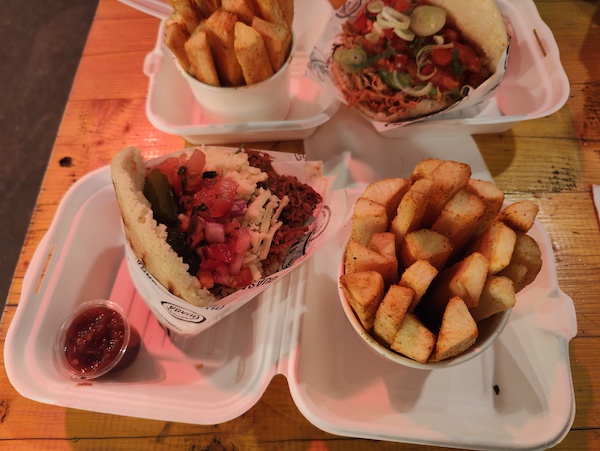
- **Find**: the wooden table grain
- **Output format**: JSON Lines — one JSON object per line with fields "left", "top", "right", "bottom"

{"left": 1, "top": 0, "right": 598, "bottom": 449}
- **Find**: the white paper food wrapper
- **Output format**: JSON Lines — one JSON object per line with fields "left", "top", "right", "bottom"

{"left": 306, "top": 0, "right": 509, "bottom": 132}
{"left": 124, "top": 147, "right": 349, "bottom": 337}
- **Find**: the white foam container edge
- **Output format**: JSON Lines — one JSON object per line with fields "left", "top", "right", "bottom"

{"left": 331, "top": 0, "right": 570, "bottom": 138}
{"left": 135, "top": 0, "right": 569, "bottom": 142}
{"left": 141, "top": 0, "right": 341, "bottom": 145}
{"left": 5, "top": 152, "right": 577, "bottom": 449}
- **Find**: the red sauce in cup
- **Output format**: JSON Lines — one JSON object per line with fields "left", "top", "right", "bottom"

{"left": 64, "top": 306, "right": 126, "bottom": 375}
{"left": 56, "top": 300, "right": 139, "bottom": 379}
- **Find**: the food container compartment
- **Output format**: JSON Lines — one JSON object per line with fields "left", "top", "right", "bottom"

{"left": 118, "top": 147, "right": 345, "bottom": 337}
{"left": 142, "top": 0, "right": 340, "bottom": 145}
{"left": 135, "top": 0, "right": 567, "bottom": 141}
{"left": 5, "top": 149, "right": 577, "bottom": 449}
{"left": 306, "top": 0, "right": 568, "bottom": 137}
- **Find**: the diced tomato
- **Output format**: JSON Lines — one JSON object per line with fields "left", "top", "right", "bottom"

{"left": 157, "top": 155, "right": 185, "bottom": 196}
{"left": 454, "top": 42, "right": 482, "bottom": 73}
{"left": 353, "top": 11, "right": 369, "bottom": 34}
{"left": 206, "top": 243, "right": 234, "bottom": 263}
{"left": 430, "top": 47, "right": 453, "bottom": 66}
{"left": 430, "top": 69, "right": 460, "bottom": 92}
{"left": 183, "top": 149, "right": 207, "bottom": 191}
{"left": 234, "top": 228, "right": 252, "bottom": 255}
{"left": 190, "top": 177, "right": 239, "bottom": 218}
{"left": 197, "top": 270, "right": 214, "bottom": 289}
{"left": 405, "top": 60, "right": 418, "bottom": 77}
{"left": 213, "top": 263, "right": 231, "bottom": 286}
{"left": 359, "top": 36, "right": 385, "bottom": 56}
{"left": 391, "top": 0, "right": 411, "bottom": 13}
{"left": 420, "top": 63, "right": 435, "bottom": 77}
{"left": 210, "top": 178, "right": 239, "bottom": 217}
{"left": 186, "top": 149, "right": 206, "bottom": 176}
{"left": 443, "top": 28, "right": 459, "bottom": 43}
{"left": 228, "top": 266, "right": 253, "bottom": 289}
{"left": 391, "top": 35, "right": 409, "bottom": 54}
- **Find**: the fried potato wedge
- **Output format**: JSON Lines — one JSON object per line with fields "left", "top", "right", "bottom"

{"left": 361, "top": 178, "right": 409, "bottom": 225}
{"left": 466, "top": 220, "right": 517, "bottom": 274}
{"left": 431, "top": 189, "right": 485, "bottom": 257}
{"left": 497, "top": 200, "right": 539, "bottom": 233}
{"left": 222, "top": 0, "right": 256, "bottom": 24}
{"left": 469, "top": 275, "right": 516, "bottom": 322}
{"left": 422, "top": 160, "right": 472, "bottom": 227}
{"left": 196, "top": 0, "right": 222, "bottom": 18}
{"left": 250, "top": 16, "right": 292, "bottom": 71}
{"left": 350, "top": 198, "right": 388, "bottom": 246}
{"left": 340, "top": 271, "right": 385, "bottom": 331}
{"left": 253, "top": 0, "right": 286, "bottom": 27}
{"left": 391, "top": 313, "right": 437, "bottom": 364}
{"left": 368, "top": 232, "right": 397, "bottom": 261}
{"left": 409, "top": 158, "right": 443, "bottom": 183}
{"left": 234, "top": 21, "right": 273, "bottom": 85}
{"left": 276, "top": 0, "right": 294, "bottom": 28}
{"left": 204, "top": 9, "right": 245, "bottom": 86}
{"left": 390, "top": 177, "right": 434, "bottom": 249}
{"left": 465, "top": 178, "right": 505, "bottom": 237}
{"left": 185, "top": 28, "right": 221, "bottom": 86}
{"left": 424, "top": 252, "right": 489, "bottom": 327}
{"left": 399, "top": 228, "right": 453, "bottom": 271}
{"left": 399, "top": 259, "right": 438, "bottom": 312}
{"left": 429, "top": 297, "right": 478, "bottom": 362}
{"left": 498, "top": 232, "right": 542, "bottom": 292}
{"left": 345, "top": 238, "right": 398, "bottom": 286}
{"left": 164, "top": 12, "right": 192, "bottom": 72}
{"left": 374, "top": 285, "right": 414, "bottom": 346}
{"left": 168, "top": 0, "right": 201, "bottom": 33}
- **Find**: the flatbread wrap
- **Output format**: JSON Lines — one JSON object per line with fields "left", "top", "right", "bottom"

{"left": 111, "top": 146, "right": 323, "bottom": 307}
{"left": 330, "top": 0, "right": 509, "bottom": 122}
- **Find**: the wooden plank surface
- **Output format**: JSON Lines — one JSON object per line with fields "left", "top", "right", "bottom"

{"left": 1, "top": 0, "right": 599, "bottom": 449}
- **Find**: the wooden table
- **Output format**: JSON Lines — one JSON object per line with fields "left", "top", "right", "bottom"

{"left": 1, "top": 0, "right": 598, "bottom": 449}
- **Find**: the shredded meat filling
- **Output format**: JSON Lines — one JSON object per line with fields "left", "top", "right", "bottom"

{"left": 245, "top": 149, "right": 323, "bottom": 272}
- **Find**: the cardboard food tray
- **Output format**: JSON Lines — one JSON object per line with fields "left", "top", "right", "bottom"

{"left": 138, "top": 0, "right": 568, "bottom": 142}
{"left": 5, "top": 161, "right": 576, "bottom": 449}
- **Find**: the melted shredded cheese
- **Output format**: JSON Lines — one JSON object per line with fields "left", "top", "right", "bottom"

{"left": 242, "top": 188, "right": 290, "bottom": 280}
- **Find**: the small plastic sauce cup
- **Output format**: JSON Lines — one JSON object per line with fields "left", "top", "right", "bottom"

{"left": 55, "top": 300, "right": 140, "bottom": 380}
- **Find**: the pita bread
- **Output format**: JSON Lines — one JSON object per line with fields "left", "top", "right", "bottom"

{"left": 427, "top": 0, "right": 509, "bottom": 72}
{"left": 111, "top": 146, "right": 216, "bottom": 307}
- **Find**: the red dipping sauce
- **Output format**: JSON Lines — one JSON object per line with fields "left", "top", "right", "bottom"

{"left": 56, "top": 300, "right": 139, "bottom": 380}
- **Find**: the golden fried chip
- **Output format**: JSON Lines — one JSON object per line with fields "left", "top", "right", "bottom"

{"left": 234, "top": 22, "right": 273, "bottom": 85}
{"left": 185, "top": 28, "right": 220, "bottom": 86}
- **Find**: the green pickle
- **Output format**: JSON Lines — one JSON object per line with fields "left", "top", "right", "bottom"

{"left": 143, "top": 168, "right": 179, "bottom": 226}
{"left": 380, "top": 70, "right": 412, "bottom": 90}
{"left": 334, "top": 47, "right": 369, "bottom": 73}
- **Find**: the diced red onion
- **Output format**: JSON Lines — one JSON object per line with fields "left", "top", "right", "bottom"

{"left": 214, "top": 264, "right": 230, "bottom": 285}
{"left": 229, "top": 253, "right": 244, "bottom": 275}
{"left": 205, "top": 222, "right": 226, "bottom": 243}
{"left": 229, "top": 199, "right": 248, "bottom": 217}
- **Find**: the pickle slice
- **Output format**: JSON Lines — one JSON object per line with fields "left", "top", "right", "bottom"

{"left": 143, "top": 168, "right": 179, "bottom": 226}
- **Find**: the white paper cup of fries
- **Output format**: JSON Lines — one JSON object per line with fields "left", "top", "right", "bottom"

{"left": 338, "top": 159, "right": 543, "bottom": 369}
{"left": 337, "top": 259, "right": 512, "bottom": 370}
{"left": 163, "top": 1, "right": 297, "bottom": 124}
{"left": 177, "top": 34, "right": 296, "bottom": 124}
